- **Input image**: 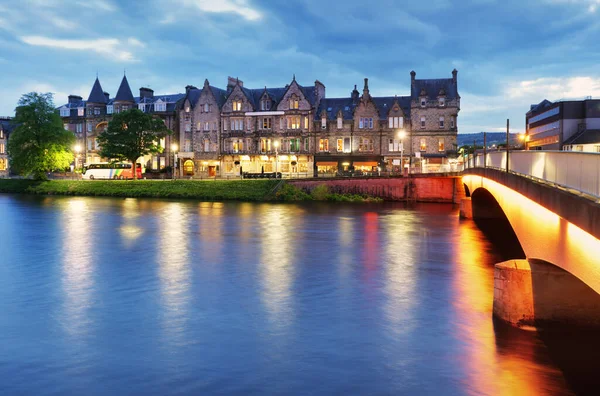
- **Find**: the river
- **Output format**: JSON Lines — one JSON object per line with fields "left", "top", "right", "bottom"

{"left": 0, "top": 194, "right": 598, "bottom": 395}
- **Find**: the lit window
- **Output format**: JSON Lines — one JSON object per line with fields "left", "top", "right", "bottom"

{"left": 287, "top": 116, "right": 301, "bottom": 130}
{"left": 0, "top": 129, "right": 4, "bottom": 139}
{"left": 337, "top": 117, "right": 342, "bottom": 129}
{"left": 420, "top": 138, "right": 427, "bottom": 151}
{"left": 289, "top": 98, "right": 299, "bottom": 109}
{"left": 319, "top": 139, "right": 329, "bottom": 152}
{"left": 262, "top": 118, "right": 272, "bottom": 129}
{"left": 233, "top": 139, "right": 243, "bottom": 153}
{"left": 337, "top": 139, "right": 343, "bottom": 152}
{"left": 0, "top": 158, "right": 5, "bottom": 170}
{"left": 232, "top": 100, "right": 242, "bottom": 111}
{"left": 439, "top": 117, "right": 444, "bottom": 128}
{"left": 304, "top": 116, "right": 309, "bottom": 129}
{"left": 204, "top": 122, "right": 210, "bottom": 131}
{"left": 185, "top": 105, "right": 190, "bottom": 113}
{"left": 438, "top": 138, "right": 445, "bottom": 152}
{"left": 420, "top": 116, "right": 426, "bottom": 128}
{"left": 321, "top": 117, "right": 326, "bottom": 129}
{"left": 0, "top": 143, "right": 5, "bottom": 154}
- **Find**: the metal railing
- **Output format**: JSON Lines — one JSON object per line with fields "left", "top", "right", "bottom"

{"left": 465, "top": 150, "right": 600, "bottom": 199}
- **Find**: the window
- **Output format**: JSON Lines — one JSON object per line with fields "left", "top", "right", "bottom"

{"left": 420, "top": 138, "right": 427, "bottom": 151}
{"left": 78, "top": 107, "right": 84, "bottom": 116}
{"left": 0, "top": 129, "right": 3, "bottom": 139}
{"left": 0, "top": 158, "right": 5, "bottom": 171}
{"left": 64, "top": 123, "right": 69, "bottom": 130}
{"left": 87, "top": 137, "right": 94, "bottom": 150}
{"left": 261, "top": 100, "right": 271, "bottom": 111}
{"left": 319, "top": 139, "right": 329, "bottom": 152}
{"left": 107, "top": 105, "right": 113, "bottom": 114}
{"left": 185, "top": 105, "right": 190, "bottom": 113}
{"left": 60, "top": 107, "right": 69, "bottom": 117}
{"left": 231, "top": 119, "right": 244, "bottom": 131}
{"left": 289, "top": 98, "right": 299, "bottom": 110}
{"left": 205, "top": 139, "right": 210, "bottom": 152}
{"left": 204, "top": 122, "right": 209, "bottom": 131}
{"left": 388, "top": 117, "right": 404, "bottom": 129}
{"left": 439, "top": 117, "right": 444, "bottom": 128}
{"left": 87, "top": 123, "right": 92, "bottom": 133}
{"left": 138, "top": 104, "right": 145, "bottom": 112}
{"left": 389, "top": 139, "right": 403, "bottom": 152}
{"left": 155, "top": 102, "right": 166, "bottom": 112}
{"left": 304, "top": 116, "right": 309, "bottom": 130}
{"left": 204, "top": 103, "right": 209, "bottom": 113}
{"left": 421, "top": 99, "right": 426, "bottom": 107}
{"left": 438, "top": 138, "right": 445, "bottom": 152}
{"left": 420, "top": 116, "right": 426, "bottom": 128}
{"left": 290, "top": 138, "right": 300, "bottom": 152}
{"left": 261, "top": 138, "right": 272, "bottom": 152}
{"left": 321, "top": 117, "right": 326, "bottom": 129}
{"left": 287, "top": 116, "right": 301, "bottom": 130}
{"left": 232, "top": 139, "right": 243, "bottom": 153}
{"left": 450, "top": 117, "right": 455, "bottom": 129}
{"left": 232, "top": 100, "right": 242, "bottom": 111}
{"left": 337, "top": 117, "right": 343, "bottom": 129}
{"left": 0, "top": 143, "right": 4, "bottom": 154}
{"left": 344, "top": 138, "right": 351, "bottom": 153}
{"left": 304, "top": 137, "right": 309, "bottom": 151}
{"left": 359, "top": 117, "right": 373, "bottom": 129}
{"left": 358, "top": 138, "right": 374, "bottom": 152}
{"left": 337, "top": 139, "right": 343, "bottom": 152}
{"left": 76, "top": 123, "right": 82, "bottom": 133}
{"left": 262, "top": 118, "right": 272, "bottom": 129}
{"left": 439, "top": 98, "right": 445, "bottom": 107}
{"left": 122, "top": 105, "right": 129, "bottom": 111}
{"left": 184, "top": 139, "right": 191, "bottom": 152}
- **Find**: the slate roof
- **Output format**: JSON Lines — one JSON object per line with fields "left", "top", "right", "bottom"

{"left": 114, "top": 75, "right": 135, "bottom": 102}
{"left": 563, "top": 129, "right": 600, "bottom": 145}
{"left": 316, "top": 96, "right": 411, "bottom": 121}
{"left": 87, "top": 77, "right": 108, "bottom": 104}
{"left": 0, "top": 117, "right": 15, "bottom": 134}
{"left": 230, "top": 80, "right": 318, "bottom": 110}
{"left": 411, "top": 78, "right": 458, "bottom": 100}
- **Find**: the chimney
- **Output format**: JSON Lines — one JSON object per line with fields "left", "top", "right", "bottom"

{"left": 314, "top": 80, "right": 326, "bottom": 105}
{"left": 68, "top": 95, "right": 82, "bottom": 104}
{"left": 452, "top": 69, "right": 458, "bottom": 85}
{"left": 227, "top": 76, "right": 242, "bottom": 92}
{"left": 103, "top": 92, "right": 110, "bottom": 102}
{"left": 351, "top": 84, "right": 359, "bottom": 103}
{"left": 140, "top": 87, "right": 154, "bottom": 99}
{"left": 410, "top": 70, "right": 416, "bottom": 85}
{"left": 185, "top": 85, "right": 197, "bottom": 94}
{"left": 363, "top": 78, "right": 370, "bottom": 98}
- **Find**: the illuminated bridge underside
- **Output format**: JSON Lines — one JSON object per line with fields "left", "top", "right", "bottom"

{"left": 463, "top": 168, "right": 600, "bottom": 296}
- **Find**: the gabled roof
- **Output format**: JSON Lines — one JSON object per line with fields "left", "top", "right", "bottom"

{"left": 87, "top": 77, "right": 108, "bottom": 104}
{"left": 0, "top": 118, "right": 15, "bottom": 134}
{"left": 411, "top": 78, "right": 458, "bottom": 100}
{"left": 316, "top": 98, "right": 357, "bottom": 120}
{"left": 114, "top": 75, "right": 135, "bottom": 102}
{"left": 372, "top": 96, "right": 411, "bottom": 120}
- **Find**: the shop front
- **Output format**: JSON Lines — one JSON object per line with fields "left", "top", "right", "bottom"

{"left": 222, "top": 154, "right": 313, "bottom": 178}
{"left": 195, "top": 159, "right": 220, "bottom": 177}
{"left": 314, "top": 156, "right": 383, "bottom": 177}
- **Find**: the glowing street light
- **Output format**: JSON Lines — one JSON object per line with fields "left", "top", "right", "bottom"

{"left": 171, "top": 143, "right": 178, "bottom": 180}
{"left": 273, "top": 140, "right": 280, "bottom": 178}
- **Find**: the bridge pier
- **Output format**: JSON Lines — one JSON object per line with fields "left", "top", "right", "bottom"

{"left": 459, "top": 197, "right": 472, "bottom": 219}
{"left": 493, "top": 259, "right": 600, "bottom": 330}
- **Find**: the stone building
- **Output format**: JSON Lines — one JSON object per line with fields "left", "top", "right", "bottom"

{"left": 58, "top": 75, "right": 183, "bottom": 170}
{"left": 315, "top": 70, "right": 460, "bottom": 175}
{"left": 0, "top": 117, "right": 13, "bottom": 177}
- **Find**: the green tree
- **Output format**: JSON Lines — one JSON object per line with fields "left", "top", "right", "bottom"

{"left": 97, "top": 109, "right": 171, "bottom": 179}
{"left": 7, "top": 92, "right": 75, "bottom": 180}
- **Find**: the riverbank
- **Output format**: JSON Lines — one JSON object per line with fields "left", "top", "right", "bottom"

{"left": 0, "top": 179, "right": 382, "bottom": 202}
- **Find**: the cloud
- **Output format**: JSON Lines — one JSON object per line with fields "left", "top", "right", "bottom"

{"left": 507, "top": 76, "right": 600, "bottom": 101}
{"left": 545, "top": 0, "right": 600, "bottom": 12}
{"left": 20, "top": 36, "right": 140, "bottom": 62}
{"left": 178, "top": 0, "right": 262, "bottom": 21}
{"left": 74, "top": 0, "right": 116, "bottom": 12}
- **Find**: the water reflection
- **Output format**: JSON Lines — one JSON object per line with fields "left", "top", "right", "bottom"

{"left": 157, "top": 203, "right": 191, "bottom": 347}
{"left": 59, "top": 198, "right": 95, "bottom": 339}
{"left": 119, "top": 198, "right": 143, "bottom": 244}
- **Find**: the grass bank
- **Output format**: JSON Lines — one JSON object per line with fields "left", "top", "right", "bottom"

{"left": 0, "top": 179, "right": 280, "bottom": 201}
{"left": 0, "top": 179, "right": 383, "bottom": 203}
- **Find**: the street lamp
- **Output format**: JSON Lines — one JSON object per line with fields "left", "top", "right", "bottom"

{"left": 398, "top": 129, "right": 406, "bottom": 176}
{"left": 273, "top": 140, "right": 279, "bottom": 178}
{"left": 171, "top": 143, "right": 178, "bottom": 180}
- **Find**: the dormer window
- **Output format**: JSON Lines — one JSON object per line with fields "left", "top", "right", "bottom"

{"left": 439, "top": 98, "right": 445, "bottom": 107}
{"left": 94, "top": 108, "right": 100, "bottom": 116}
{"left": 232, "top": 100, "right": 242, "bottom": 111}
{"left": 155, "top": 102, "right": 166, "bottom": 112}
{"left": 60, "top": 107, "right": 70, "bottom": 117}
{"left": 289, "top": 97, "right": 299, "bottom": 110}
{"left": 261, "top": 100, "right": 271, "bottom": 111}
{"left": 185, "top": 105, "right": 190, "bottom": 113}
{"left": 107, "top": 105, "right": 113, "bottom": 114}
{"left": 420, "top": 99, "right": 426, "bottom": 108}
{"left": 78, "top": 107, "right": 84, "bottom": 116}
{"left": 321, "top": 116, "right": 326, "bottom": 129}
{"left": 337, "top": 116, "right": 342, "bottom": 129}
{"left": 204, "top": 103, "right": 210, "bottom": 113}
{"left": 138, "top": 104, "right": 145, "bottom": 112}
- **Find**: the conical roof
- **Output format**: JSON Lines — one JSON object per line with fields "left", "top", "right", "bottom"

{"left": 87, "top": 77, "right": 108, "bottom": 104}
{"left": 115, "top": 75, "right": 135, "bottom": 102}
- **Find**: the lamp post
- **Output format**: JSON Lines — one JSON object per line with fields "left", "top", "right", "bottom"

{"left": 398, "top": 129, "right": 406, "bottom": 176}
{"left": 171, "top": 143, "right": 178, "bottom": 180}
{"left": 273, "top": 140, "right": 279, "bottom": 178}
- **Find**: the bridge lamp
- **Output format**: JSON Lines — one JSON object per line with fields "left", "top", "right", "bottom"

{"left": 273, "top": 140, "right": 280, "bottom": 178}
{"left": 398, "top": 129, "right": 406, "bottom": 175}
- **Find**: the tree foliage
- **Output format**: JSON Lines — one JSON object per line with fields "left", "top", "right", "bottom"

{"left": 7, "top": 92, "right": 75, "bottom": 179}
{"left": 97, "top": 109, "right": 171, "bottom": 179}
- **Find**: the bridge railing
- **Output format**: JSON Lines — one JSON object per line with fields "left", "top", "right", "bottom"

{"left": 466, "top": 150, "right": 600, "bottom": 199}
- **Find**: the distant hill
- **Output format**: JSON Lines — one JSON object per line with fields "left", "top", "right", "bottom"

{"left": 457, "top": 132, "right": 521, "bottom": 148}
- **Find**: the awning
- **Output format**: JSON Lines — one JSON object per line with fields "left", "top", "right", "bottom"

{"left": 353, "top": 161, "right": 378, "bottom": 167}
{"left": 317, "top": 162, "right": 338, "bottom": 166}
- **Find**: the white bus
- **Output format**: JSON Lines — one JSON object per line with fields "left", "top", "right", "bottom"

{"left": 82, "top": 163, "right": 142, "bottom": 180}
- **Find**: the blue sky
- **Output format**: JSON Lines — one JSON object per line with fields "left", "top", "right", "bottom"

{"left": 1, "top": 0, "right": 600, "bottom": 133}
